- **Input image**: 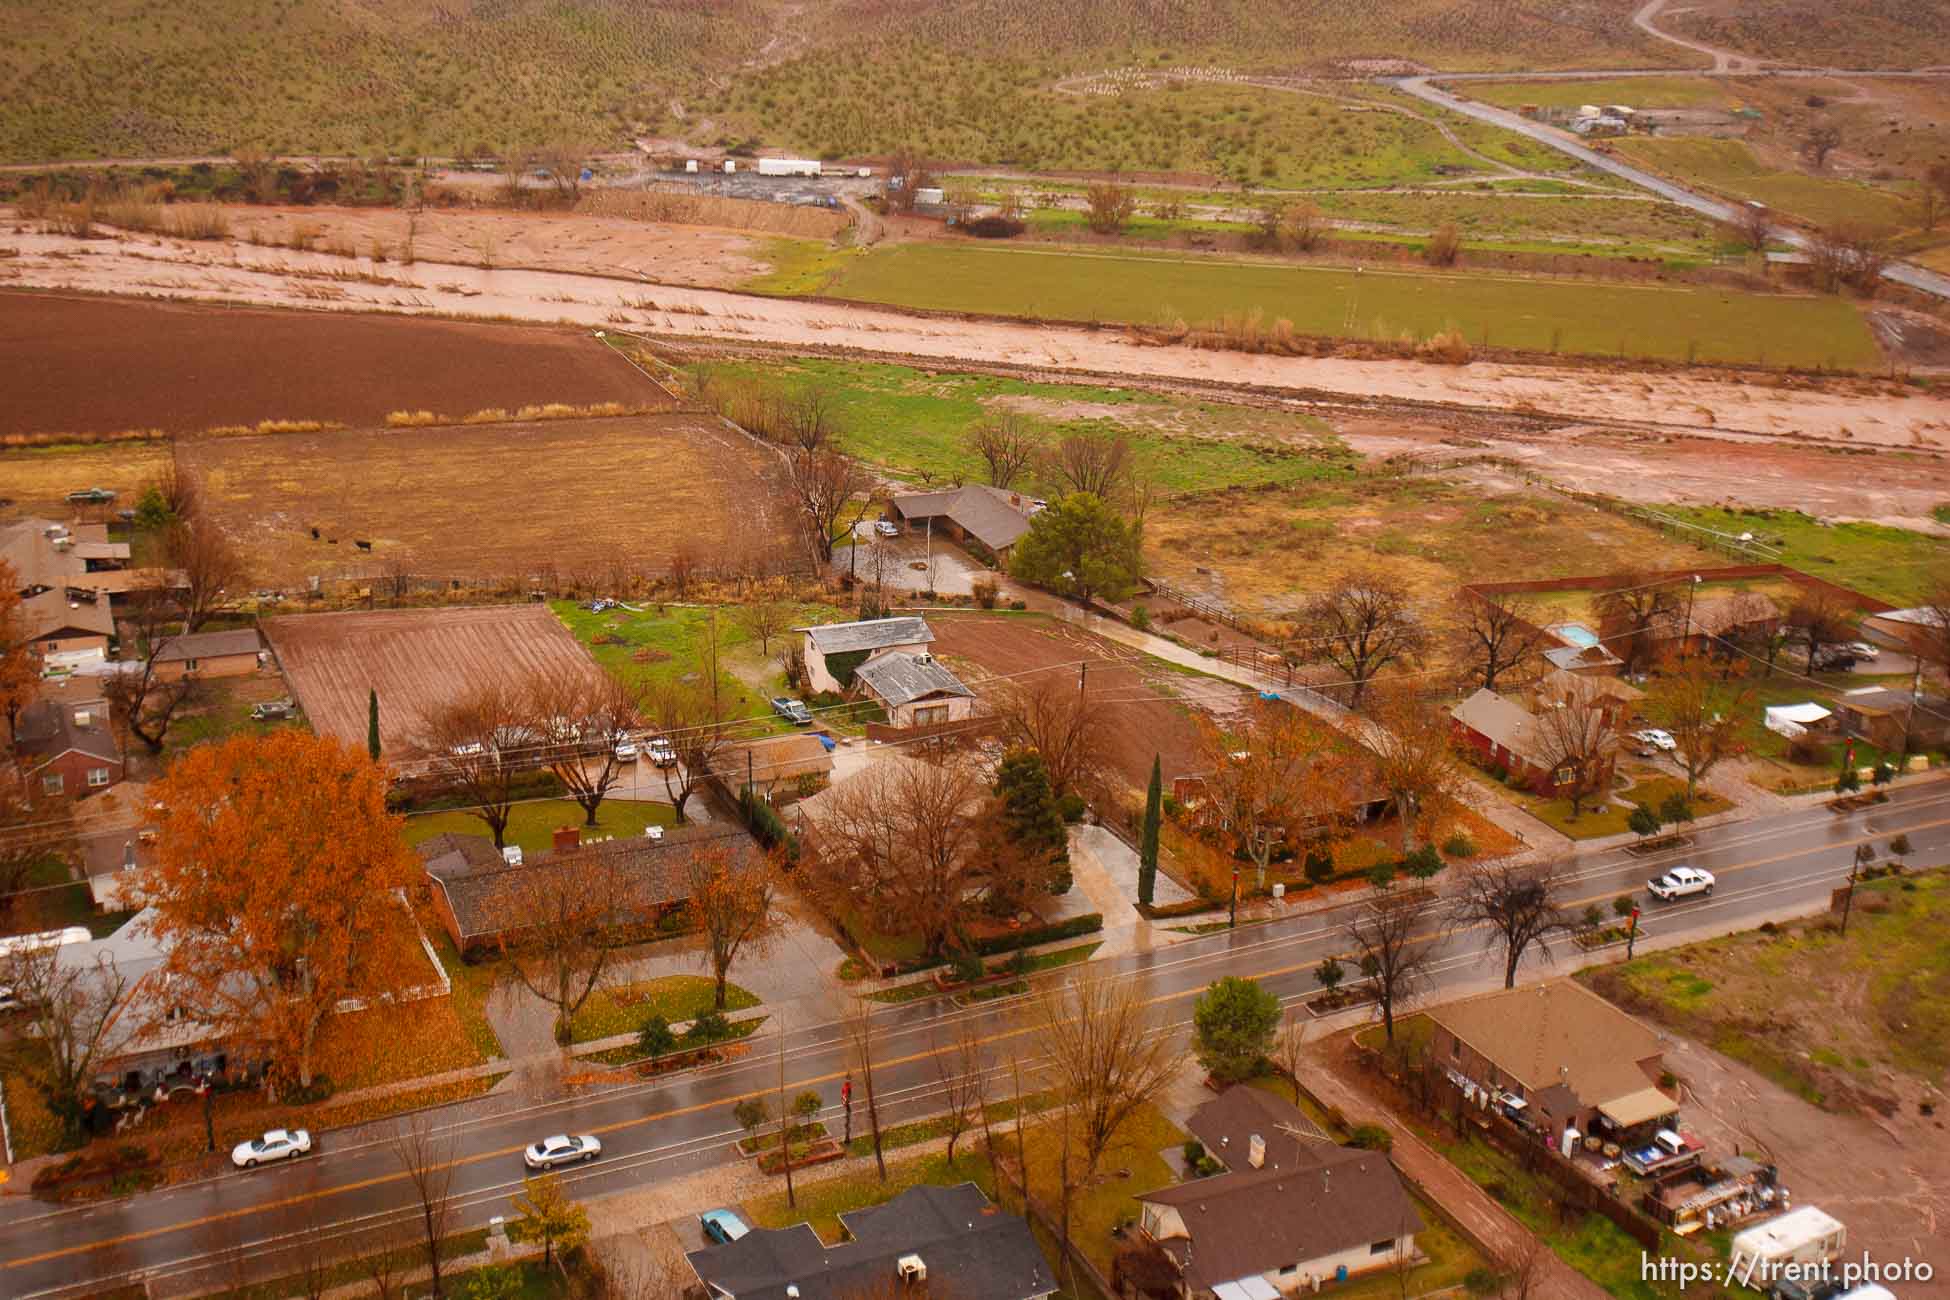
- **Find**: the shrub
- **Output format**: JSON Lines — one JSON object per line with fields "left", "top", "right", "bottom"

{"left": 1612, "top": 894, "right": 1636, "bottom": 918}
{"left": 1192, "top": 976, "right": 1283, "bottom": 1084}
{"left": 949, "top": 952, "right": 984, "bottom": 984}
{"left": 1402, "top": 844, "right": 1443, "bottom": 879}
{"left": 1348, "top": 1123, "right": 1393, "bottom": 1151}
{"left": 1130, "top": 604, "right": 1151, "bottom": 630}
{"left": 1010, "top": 599, "right": 1028, "bottom": 610}
{"left": 971, "top": 577, "right": 999, "bottom": 609}
{"left": 657, "top": 905, "right": 690, "bottom": 935}
{"left": 971, "top": 912, "right": 1102, "bottom": 956}
{"left": 738, "top": 787, "right": 800, "bottom": 862}
{"left": 1582, "top": 904, "right": 1605, "bottom": 931}
{"left": 1182, "top": 1138, "right": 1206, "bottom": 1166}
{"left": 1315, "top": 956, "right": 1344, "bottom": 991}
{"left": 637, "top": 1014, "right": 676, "bottom": 1058}
{"left": 1440, "top": 834, "right": 1476, "bottom": 859}
{"left": 1425, "top": 223, "right": 1463, "bottom": 267}
{"left": 1303, "top": 848, "right": 1335, "bottom": 884}
{"left": 1195, "top": 1154, "right": 1225, "bottom": 1177}
{"left": 286, "top": 1075, "right": 334, "bottom": 1105}
{"left": 1056, "top": 792, "right": 1087, "bottom": 823}
{"left": 1418, "top": 328, "right": 1471, "bottom": 365}
{"left": 458, "top": 1266, "right": 524, "bottom": 1300}
{"left": 1465, "top": 1267, "right": 1502, "bottom": 1295}
{"left": 686, "top": 1011, "right": 731, "bottom": 1044}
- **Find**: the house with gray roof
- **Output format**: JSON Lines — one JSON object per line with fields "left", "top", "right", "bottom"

{"left": 153, "top": 627, "right": 265, "bottom": 681}
{"left": 13, "top": 695, "right": 122, "bottom": 798}
{"left": 799, "top": 616, "right": 935, "bottom": 695}
{"left": 687, "top": 1181, "right": 1055, "bottom": 1300}
{"left": 1136, "top": 1088, "right": 1421, "bottom": 1298}
{"left": 854, "top": 650, "right": 976, "bottom": 729}
{"left": 886, "top": 483, "right": 1039, "bottom": 559}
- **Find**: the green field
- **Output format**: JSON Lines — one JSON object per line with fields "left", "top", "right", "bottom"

{"left": 1653, "top": 506, "right": 1948, "bottom": 605}
{"left": 404, "top": 797, "right": 675, "bottom": 855}
{"left": 691, "top": 356, "right": 1354, "bottom": 491}
{"left": 820, "top": 242, "right": 1879, "bottom": 368}
{"left": 1611, "top": 138, "right": 1918, "bottom": 231}
{"left": 1461, "top": 77, "right": 1738, "bottom": 113}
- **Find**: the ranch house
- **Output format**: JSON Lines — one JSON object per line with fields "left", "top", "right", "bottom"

{"left": 854, "top": 650, "right": 976, "bottom": 729}
{"left": 152, "top": 628, "right": 266, "bottom": 681}
{"left": 799, "top": 615, "right": 935, "bottom": 695}
{"left": 884, "top": 484, "right": 1038, "bottom": 563}
{"left": 13, "top": 696, "right": 122, "bottom": 798}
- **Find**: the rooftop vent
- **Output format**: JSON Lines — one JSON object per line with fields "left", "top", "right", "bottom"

{"left": 1249, "top": 1134, "right": 1266, "bottom": 1169}
{"left": 897, "top": 1254, "right": 927, "bottom": 1283}
{"left": 502, "top": 846, "right": 524, "bottom": 867}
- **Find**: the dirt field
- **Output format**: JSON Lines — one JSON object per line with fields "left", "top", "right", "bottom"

{"left": 923, "top": 611, "right": 1249, "bottom": 794}
{"left": 175, "top": 413, "right": 797, "bottom": 586}
{"left": 0, "top": 293, "right": 654, "bottom": 436}
{"left": 222, "top": 204, "right": 809, "bottom": 289}
{"left": 264, "top": 605, "right": 607, "bottom": 758}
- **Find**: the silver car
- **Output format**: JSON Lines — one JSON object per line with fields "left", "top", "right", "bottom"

{"left": 524, "top": 1133, "right": 601, "bottom": 1170}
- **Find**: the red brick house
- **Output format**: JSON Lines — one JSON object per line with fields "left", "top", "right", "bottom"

{"left": 13, "top": 696, "right": 122, "bottom": 798}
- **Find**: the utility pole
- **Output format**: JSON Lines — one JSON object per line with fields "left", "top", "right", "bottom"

{"left": 1840, "top": 842, "right": 1873, "bottom": 936}
{"left": 1683, "top": 574, "right": 1701, "bottom": 659}
{"left": 1077, "top": 661, "right": 1088, "bottom": 703}
{"left": 1625, "top": 905, "right": 1641, "bottom": 960}
{"left": 1229, "top": 866, "right": 1240, "bottom": 930}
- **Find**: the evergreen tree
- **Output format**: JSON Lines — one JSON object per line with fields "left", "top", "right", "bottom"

{"left": 1138, "top": 754, "right": 1162, "bottom": 907}
{"left": 994, "top": 749, "right": 1070, "bottom": 893}
{"left": 367, "top": 687, "right": 381, "bottom": 762}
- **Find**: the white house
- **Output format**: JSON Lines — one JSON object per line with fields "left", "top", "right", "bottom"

{"left": 798, "top": 616, "right": 935, "bottom": 695}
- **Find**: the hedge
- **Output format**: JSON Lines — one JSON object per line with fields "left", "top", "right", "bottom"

{"left": 1139, "top": 897, "right": 1221, "bottom": 920}
{"left": 738, "top": 788, "right": 800, "bottom": 863}
{"left": 971, "top": 913, "right": 1103, "bottom": 956}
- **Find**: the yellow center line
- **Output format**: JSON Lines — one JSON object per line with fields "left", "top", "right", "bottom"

{"left": 8, "top": 810, "right": 1938, "bottom": 1272}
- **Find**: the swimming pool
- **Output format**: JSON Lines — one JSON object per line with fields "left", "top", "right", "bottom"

{"left": 1548, "top": 622, "right": 1601, "bottom": 649}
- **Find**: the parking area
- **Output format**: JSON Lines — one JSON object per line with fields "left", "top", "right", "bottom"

{"left": 828, "top": 526, "right": 998, "bottom": 596}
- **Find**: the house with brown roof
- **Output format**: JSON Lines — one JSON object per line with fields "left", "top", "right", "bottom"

{"left": 18, "top": 587, "right": 116, "bottom": 661}
{"left": 1833, "top": 685, "right": 1950, "bottom": 753}
{"left": 712, "top": 733, "right": 835, "bottom": 802}
{"left": 152, "top": 628, "right": 266, "bottom": 681}
{"left": 799, "top": 616, "right": 935, "bottom": 695}
{"left": 13, "top": 696, "right": 122, "bottom": 798}
{"left": 1427, "top": 980, "right": 1677, "bottom": 1151}
{"left": 1449, "top": 687, "right": 1618, "bottom": 798}
{"left": 420, "top": 822, "right": 761, "bottom": 958}
{"left": 886, "top": 483, "right": 1038, "bottom": 561}
{"left": 1137, "top": 1087, "right": 1422, "bottom": 1298}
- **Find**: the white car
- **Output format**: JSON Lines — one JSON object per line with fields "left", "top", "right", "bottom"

{"left": 874, "top": 520, "right": 901, "bottom": 537}
{"left": 524, "top": 1133, "right": 601, "bottom": 1170}
{"left": 1647, "top": 866, "right": 1715, "bottom": 901}
{"left": 647, "top": 737, "right": 678, "bottom": 768}
{"left": 1846, "top": 641, "right": 1879, "bottom": 661}
{"left": 1633, "top": 728, "right": 1677, "bottom": 753}
{"left": 232, "top": 1128, "right": 312, "bottom": 1168}
{"left": 614, "top": 739, "right": 638, "bottom": 762}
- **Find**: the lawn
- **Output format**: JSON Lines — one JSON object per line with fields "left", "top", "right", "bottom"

{"left": 1502, "top": 772, "right": 1730, "bottom": 841}
{"left": 1611, "top": 137, "right": 1919, "bottom": 232}
{"left": 402, "top": 797, "right": 675, "bottom": 856}
{"left": 1016, "top": 1102, "right": 1185, "bottom": 1280}
{"left": 430, "top": 931, "right": 503, "bottom": 1062}
{"left": 1584, "top": 870, "right": 1950, "bottom": 1102}
{"left": 162, "top": 676, "right": 309, "bottom": 759}
{"left": 566, "top": 975, "right": 759, "bottom": 1043}
{"left": 691, "top": 356, "right": 1352, "bottom": 494}
{"left": 822, "top": 241, "right": 1879, "bottom": 368}
{"left": 1646, "top": 506, "right": 1949, "bottom": 606}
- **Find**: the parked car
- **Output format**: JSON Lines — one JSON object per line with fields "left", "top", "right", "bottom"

{"left": 700, "top": 1208, "right": 750, "bottom": 1245}
{"left": 1633, "top": 728, "right": 1677, "bottom": 753}
{"left": 1647, "top": 866, "right": 1715, "bottom": 901}
{"left": 65, "top": 487, "right": 116, "bottom": 505}
{"left": 874, "top": 520, "right": 901, "bottom": 538}
{"left": 1814, "top": 649, "right": 1857, "bottom": 671}
{"left": 524, "top": 1134, "right": 601, "bottom": 1170}
{"left": 250, "top": 699, "right": 295, "bottom": 721}
{"left": 614, "top": 739, "right": 638, "bottom": 762}
{"left": 771, "top": 697, "right": 814, "bottom": 725}
{"left": 232, "top": 1128, "right": 312, "bottom": 1169}
{"left": 1845, "top": 641, "right": 1880, "bottom": 661}
{"left": 647, "top": 737, "right": 678, "bottom": 768}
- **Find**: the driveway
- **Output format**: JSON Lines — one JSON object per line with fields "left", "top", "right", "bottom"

{"left": 830, "top": 528, "right": 997, "bottom": 597}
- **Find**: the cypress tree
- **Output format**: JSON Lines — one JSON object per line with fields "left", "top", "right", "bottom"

{"left": 1138, "top": 753, "right": 1161, "bottom": 907}
{"left": 367, "top": 687, "right": 381, "bottom": 762}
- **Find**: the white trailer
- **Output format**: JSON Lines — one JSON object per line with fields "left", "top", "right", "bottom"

{"left": 1729, "top": 1207, "right": 1846, "bottom": 1288}
{"left": 723, "top": 160, "right": 737, "bottom": 174}
{"left": 915, "top": 186, "right": 945, "bottom": 205}
{"left": 758, "top": 157, "right": 822, "bottom": 177}
{"left": 684, "top": 159, "right": 699, "bottom": 173}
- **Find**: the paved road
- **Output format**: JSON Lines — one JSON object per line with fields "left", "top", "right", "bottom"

{"left": 7, "top": 780, "right": 1947, "bottom": 1297}
{"left": 1390, "top": 75, "right": 1950, "bottom": 301}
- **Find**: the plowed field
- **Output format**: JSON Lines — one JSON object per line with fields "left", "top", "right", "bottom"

{"left": 176, "top": 412, "right": 797, "bottom": 586}
{"left": 0, "top": 293, "right": 651, "bottom": 437}
{"left": 264, "top": 605, "right": 604, "bottom": 759}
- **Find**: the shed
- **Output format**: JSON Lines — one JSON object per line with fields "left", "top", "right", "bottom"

{"left": 1763, "top": 702, "right": 1832, "bottom": 738}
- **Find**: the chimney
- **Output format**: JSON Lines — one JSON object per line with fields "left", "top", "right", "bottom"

{"left": 553, "top": 826, "right": 581, "bottom": 854}
{"left": 1249, "top": 1134, "right": 1266, "bottom": 1169}
{"left": 122, "top": 841, "right": 136, "bottom": 870}
{"left": 501, "top": 845, "right": 524, "bottom": 867}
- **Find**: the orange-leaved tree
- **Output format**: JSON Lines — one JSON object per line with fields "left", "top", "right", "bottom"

{"left": 686, "top": 842, "right": 783, "bottom": 1011}
{"left": 147, "top": 731, "right": 422, "bottom": 1093}
{"left": 0, "top": 559, "right": 41, "bottom": 742}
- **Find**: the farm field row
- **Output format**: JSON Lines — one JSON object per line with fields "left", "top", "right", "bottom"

{"left": 816, "top": 241, "right": 1880, "bottom": 368}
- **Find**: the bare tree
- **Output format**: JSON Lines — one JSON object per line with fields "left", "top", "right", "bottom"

{"left": 1807, "top": 222, "right": 1890, "bottom": 295}
{"left": 417, "top": 679, "right": 532, "bottom": 848}
{"left": 592, "top": 1232, "right": 698, "bottom": 1299}
{"left": 1529, "top": 677, "right": 1619, "bottom": 819}
{"left": 0, "top": 561, "right": 36, "bottom": 743}
{"left": 358, "top": 1221, "right": 417, "bottom": 1300}
{"left": 1645, "top": 654, "right": 1758, "bottom": 800}
{"left": 1448, "top": 861, "right": 1572, "bottom": 989}
{"left": 1366, "top": 687, "right": 1466, "bottom": 854}
{"left": 490, "top": 850, "right": 634, "bottom": 1044}
{"left": 391, "top": 1115, "right": 457, "bottom": 1298}
{"left": 740, "top": 596, "right": 795, "bottom": 656}
{"left": 102, "top": 584, "right": 197, "bottom": 754}
{"left": 933, "top": 1017, "right": 986, "bottom": 1168}
{"left": 988, "top": 672, "right": 1108, "bottom": 804}
{"left": 843, "top": 995, "right": 887, "bottom": 1181}
{"left": 1048, "top": 428, "right": 1134, "bottom": 499}
{"left": 884, "top": 146, "right": 937, "bottom": 214}
{"left": 0, "top": 942, "right": 131, "bottom": 1142}
{"left": 1083, "top": 182, "right": 1137, "bottom": 235}
{"left": 1194, "top": 699, "right": 1351, "bottom": 890}
{"left": 1272, "top": 1008, "right": 1310, "bottom": 1107}
{"left": 533, "top": 139, "right": 594, "bottom": 204}
{"left": 789, "top": 447, "right": 871, "bottom": 564}
{"left": 1728, "top": 202, "right": 1772, "bottom": 252}
{"left": 164, "top": 517, "right": 246, "bottom": 633}
{"left": 1593, "top": 572, "right": 1681, "bottom": 676}
{"left": 281, "top": 1188, "right": 338, "bottom": 1300}
{"left": 1300, "top": 571, "right": 1428, "bottom": 708}
{"left": 1038, "top": 970, "right": 1178, "bottom": 1182}
{"left": 1453, "top": 593, "right": 1547, "bottom": 692}
{"left": 1280, "top": 200, "right": 1326, "bottom": 252}
{"left": 1787, "top": 585, "right": 1858, "bottom": 670}
{"left": 802, "top": 754, "right": 986, "bottom": 960}
{"left": 966, "top": 413, "right": 1041, "bottom": 488}
{"left": 1499, "top": 1235, "right": 1549, "bottom": 1300}
{"left": 380, "top": 552, "right": 416, "bottom": 605}
{"left": 687, "top": 842, "right": 782, "bottom": 1010}
{"left": 526, "top": 665, "right": 638, "bottom": 826}
{"left": 1803, "top": 123, "right": 1843, "bottom": 170}
{"left": 1343, "top": 895, "right": 1437, "bottom": 1043}
{"left": 780, "top": 385, "right": 838, "bottom": 452}
{"left": 648, "top": 614, "right": 732, "bottom": 823}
